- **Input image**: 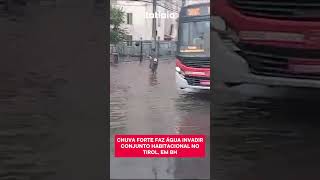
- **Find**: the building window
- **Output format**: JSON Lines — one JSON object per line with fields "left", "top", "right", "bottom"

{"left": 127, "top": 13, "right": 133, "bottom": 25}
{"left": 126, "top": 35, "right": 133, "bottom": 46}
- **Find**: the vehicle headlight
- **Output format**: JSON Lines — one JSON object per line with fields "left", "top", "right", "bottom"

{"left": 211, "top": 16, "right": 239, "bottom": 50}
{"left": 176, "top": 66, "right": 185, "bottom": 76}
{"left": 211, "top": 16, "right": 227, "bottom": 32}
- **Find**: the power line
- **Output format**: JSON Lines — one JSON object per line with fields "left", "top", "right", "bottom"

{"left": 159, "top": 1, "right": 179, "bottom": 9}
{"left": 157, "top": 3, "right": 179, "bottom": 13}
{"left": 161, "top": 0, "right": 182, "bottom": 7}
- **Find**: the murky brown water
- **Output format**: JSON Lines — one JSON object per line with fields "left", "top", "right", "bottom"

{"left": 213, "top": 84, "right": 320, "bottom": 180}
{"left": 110, "top": 59, "right": 210, "bottom": 179}
{"left": 0, "top": 71, "right": 65, "bottom": 180}
{"left": 0, "top": 3, "right": 107, "bottom": 180}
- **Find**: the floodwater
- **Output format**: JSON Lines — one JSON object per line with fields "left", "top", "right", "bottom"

{"left": 213, "top": 83, "right": 320, "bottom": 180}
{"left": 0, "top": 72, "right": 64, "bottom": 180}
{"left": 0, "top": 3, "right": 107, "bottom": 180}
{"left": 110, "top": 59, "right": 210, "bottom": 179}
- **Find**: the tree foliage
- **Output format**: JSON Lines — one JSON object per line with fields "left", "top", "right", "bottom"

{"left": 110, "top": 7, "right": 128, "bottom": 44}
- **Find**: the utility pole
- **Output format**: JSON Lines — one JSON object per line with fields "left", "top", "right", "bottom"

{"left": 140, "top": 37, "right": 143, "bottom": 62}
{"left": 182, "top": 0, "right": 186, "bottom": 7}
{"left": 152, "top": 0, "right": 157, "bottom": 58}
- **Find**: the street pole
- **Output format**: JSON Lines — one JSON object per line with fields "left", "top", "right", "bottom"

{"left": 157, "top": 36, "right": 160, "bottom": 58}
{"left": 152, "top": 0, "right": 157, "bottom": 58}
{"left": 182, "top": 0, "right": 186, "bottom": 7}
{"left": 140, "top": 37, "right": 143, "bottom": 62}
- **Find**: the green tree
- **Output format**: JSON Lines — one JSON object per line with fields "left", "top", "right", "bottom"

{"left": 110, "top": 6, "right": 128, "bottom": 44}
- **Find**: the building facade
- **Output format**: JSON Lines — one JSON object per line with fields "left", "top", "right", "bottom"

{"left": 112, "top": 0, "right": 180, "bottom": 41}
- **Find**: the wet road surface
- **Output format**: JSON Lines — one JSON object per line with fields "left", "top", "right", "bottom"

{"left": 110, "top": 59, "right": 210, "bottom": 179}
{"left": 213, "top": 83, "right": 320, "bottom": 180}
{"left": 0, "top": 72, "right": 61, "bottom": 180}
{"left": 0, "top": 4, "right": 107, "bottom": 180}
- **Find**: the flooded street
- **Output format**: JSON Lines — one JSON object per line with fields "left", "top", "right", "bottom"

{"left": 110, "top": 59, "right": 210, "bottom": 179}
{"left": 0, "top": 3, "right": 108, "bottom": 179}
{"left": 213, "top": 84, "right": 320, "bottom": 180}
{"left": 0, "top": 71, "right": 60, "bottom": 180}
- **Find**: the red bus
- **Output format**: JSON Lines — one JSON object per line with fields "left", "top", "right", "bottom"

{"left": 212, "top": 0, "right": 320, "bottom": 88}
{"left": 176, "top": 3, "right": 210, "bottom": 90}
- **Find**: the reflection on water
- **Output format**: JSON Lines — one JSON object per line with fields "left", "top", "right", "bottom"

{"left": 110, "top": 59, "right": 210, "bottom": 179}
{"left": 0, "top": 71, "right": 67, "bottom": 180}
{"left": 1, "top": 2, "right": 107, "bottom": 180}
{"left": 149, "top": 72, "right": 158, "bottom": 87}
{"left": 213, "top": 85, "right": 320, "bottom": 180}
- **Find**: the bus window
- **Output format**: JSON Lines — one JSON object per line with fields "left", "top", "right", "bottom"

{"left": 179, "top": 21, "right": 210, "bottom": 54}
